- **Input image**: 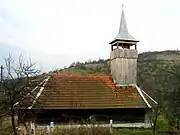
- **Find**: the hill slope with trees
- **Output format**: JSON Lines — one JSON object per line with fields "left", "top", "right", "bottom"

{"left": 50, "top": 50, "right": 180, "bottom": 131}
{"left": 50, "top": 50, "right": 180, "bottom": 99}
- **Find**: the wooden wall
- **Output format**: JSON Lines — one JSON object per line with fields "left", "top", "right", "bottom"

{"left": 110, "top": 49, "right": 138, "bottom": 84}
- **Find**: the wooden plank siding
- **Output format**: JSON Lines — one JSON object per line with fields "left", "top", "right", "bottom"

{"left": 110, "top": 49, "right": 138, "bottom": 84}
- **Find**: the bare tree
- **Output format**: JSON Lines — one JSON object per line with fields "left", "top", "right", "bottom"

{"left": 0, "top": 54, "right": 41, "bottom": 135}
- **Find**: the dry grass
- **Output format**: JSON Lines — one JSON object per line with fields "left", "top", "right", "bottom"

{"left": 35, "top": 127, "right": 171, "bottom": 135}
{"left": 53, "top": 127, "right": 112, "bottom": 135}
{"left": 35, "top": 126, "right": 114, "bottom": 135}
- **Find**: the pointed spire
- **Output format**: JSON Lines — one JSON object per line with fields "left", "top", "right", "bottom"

{"left": 119, "top": 4, "right": 128, "bottom": 36}
{"left": 110, "top": 5, "right": 138, "bottom": 43}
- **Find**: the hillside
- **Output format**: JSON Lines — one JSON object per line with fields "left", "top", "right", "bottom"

{"left": 49, "top": 50, "right": 180, "bottom": 100}
{"left": 50, "top": 50, "right": 180, "bottom": 74}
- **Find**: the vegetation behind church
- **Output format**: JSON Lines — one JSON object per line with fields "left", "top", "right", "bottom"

{"left": 51, "top": 50, "right": 180, "bottom": 75}
{"left": 51, "top": 50, "right": 180, "bottom": 131}
{"left": 1, "top": 50, "right": 180, "bottom": 134}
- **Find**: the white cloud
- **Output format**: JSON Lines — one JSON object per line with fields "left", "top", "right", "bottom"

{"left": 0, "top": 0, "right": 180, "bottom": 72}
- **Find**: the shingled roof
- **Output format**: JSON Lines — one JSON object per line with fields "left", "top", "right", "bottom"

{"left": 18, "top": 73, "right": 157, "bottom": 109}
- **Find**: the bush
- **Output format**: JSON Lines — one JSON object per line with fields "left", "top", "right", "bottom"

{"left": 156, "top": 115, "right": 169, "bottom": 131}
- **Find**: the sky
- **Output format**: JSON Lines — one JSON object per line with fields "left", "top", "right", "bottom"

{"left": 0, "top": 0, "right": 180, "bottom": 72}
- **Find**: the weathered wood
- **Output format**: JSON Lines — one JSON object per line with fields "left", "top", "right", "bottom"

{"left": 110, "top": 49, "right": 138, "bottom": 59}
{"left": 110, "top": 49, "right": 137, "bottom": 84}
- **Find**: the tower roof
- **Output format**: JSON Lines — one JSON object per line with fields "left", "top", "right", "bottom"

{"left": 110, "top": 5, "right": 139, "bottom": 44}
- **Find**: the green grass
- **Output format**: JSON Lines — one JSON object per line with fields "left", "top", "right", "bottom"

{"left": 0, "top": 123, "right": 171, "bottom": 135}
{"left": 35, "top": 128, "right": 170, "bottom": 135}
{"left": 0, "top": 126, "right": 12, "bottom": 135}
{"left": 114, "top": 129, "right": 152, "bottom": 135}
{"left": 58, "top": 67, "right": 108, "bottom": 75}
{"left": 0, "top": 116, "right": 13, "bottom": 135}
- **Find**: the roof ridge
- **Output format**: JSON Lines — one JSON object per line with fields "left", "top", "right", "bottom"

{"left": 51, "top": 73, "right": 112, "bottom": 78}
{"left": 141, "top": 89, "right": 158, "bottom": 105}
{"left": 28, "top": 76, "right": 50, "bottom": 109}
{"left": 135, "top": 85, "right": 151, "bottom": 108}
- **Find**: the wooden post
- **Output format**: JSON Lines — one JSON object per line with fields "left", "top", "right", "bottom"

{"left": 110, "top": 119, "right": 113, "bottom": 134}
{"left": 47, "top": 125, "right": 50, "bottom": 135}
{"left": 0, "top": 65, "right": 3, "bottom": 90}
{"left": 30, "top": 122, "right": 35, "bottom": 135}
{"left": 0, "top": 65, "right": 4, "bottom": 99}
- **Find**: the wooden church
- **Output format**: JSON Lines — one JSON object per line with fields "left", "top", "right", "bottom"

{"left": 18, "top": 6, "right": 157, "bottom": 131}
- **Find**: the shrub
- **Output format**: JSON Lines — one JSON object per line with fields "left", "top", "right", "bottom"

{"left": 156, "top": 115, "right": 169, "bottom": 131}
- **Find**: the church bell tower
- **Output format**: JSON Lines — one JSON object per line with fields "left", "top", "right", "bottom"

{"left": 110, "top": 5, "right": 139, "bottom": 85}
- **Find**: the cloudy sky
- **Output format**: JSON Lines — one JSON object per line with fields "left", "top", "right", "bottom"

{"left": 0, "top": 0, "right": 180, "bottom": 72}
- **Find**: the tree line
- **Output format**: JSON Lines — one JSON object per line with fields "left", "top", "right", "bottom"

{"left": 1, "top": 51, "right": 180, "bottom": 134}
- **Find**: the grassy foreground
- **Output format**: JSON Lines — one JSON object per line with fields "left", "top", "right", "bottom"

{"left": 0, "top": 115, "right": 172, "bottom": 135}
{"left": 35, "top": 127, "right": 167, "bottom": 135}
{"left": 0, "top": 126, "right": 171, "bottom": 135}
